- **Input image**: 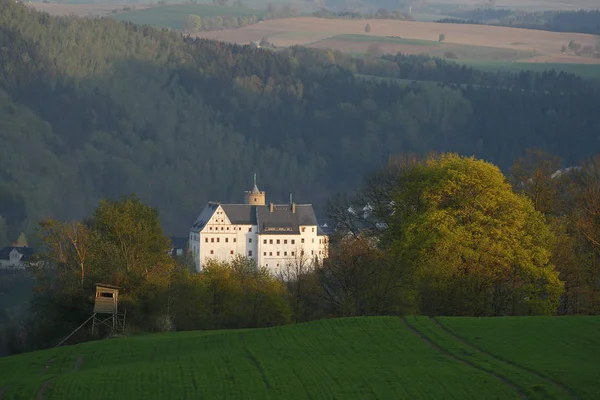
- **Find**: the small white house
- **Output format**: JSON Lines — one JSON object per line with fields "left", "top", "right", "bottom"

{"left": 0, "top": 246, "right": 34, "bottom": 270}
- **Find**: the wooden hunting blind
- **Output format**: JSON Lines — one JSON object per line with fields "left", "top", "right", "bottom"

{"left": 93, "top": 283, "right": 121, "bottom": 314}
{"left": 55, "top": 283, "right": 126, "bottom": 348}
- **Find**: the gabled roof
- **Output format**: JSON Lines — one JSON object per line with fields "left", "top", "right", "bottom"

{"left": 191, "top": 201, "right": 324, "bottom": 235}
{"left": 0, "top": 246, "right": 35, "bottom": 261}
{"left": 191, "top": 202, "right": 219, "bottom": 232}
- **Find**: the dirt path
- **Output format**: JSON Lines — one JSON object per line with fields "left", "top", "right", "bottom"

{"left": 400, "top": 317, "right": 529, "bottom": 399}
{"left": 432, "top": 318, "right": 579, "bottom": 400}
{"left": 73, "top": 354, "right": 85, "bottom": 372}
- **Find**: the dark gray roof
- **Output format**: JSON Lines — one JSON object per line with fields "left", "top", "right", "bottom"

{"left": 170, "top": 236, "right": 188, "bottom": 250}
{"left": 221, "top": 204, "right": 319, "bottom": 235}
{"left": 191, "top": 202, "right": 219, "bottom": 231}
{"left": 0, "top": 246, "right": 34, "bottom": 261}
{"left": 221, "top": 204, "right": 258, "bottom": 225}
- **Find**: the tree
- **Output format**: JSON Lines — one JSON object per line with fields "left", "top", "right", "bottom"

{"left": 13, "top": 232, "right": 27, "bottom": 247}
{"left": 0, "top": 216, "right": 8, "bottom": 247}
{"left": 438, "top": 33, "right": 446, "bottom": 42}
{"left": 364, "top": 23, "right": 371, "bottom": 33}
{"left": 366, "top": 43, "right": 384, "bottom": 58}
{"left": 510, "top": 148, "right": 563, "bottom": 215}
{"left": 37, "top": 220, "right": 92, "bottom": 288}
{"left": 277, "top": 252, "right": 323, "bottom": 322}
{"left": 91, "top": 194, "right": 174, "bottom": 286}
{"left": 184, "top": 14, "right": 202, "bottom": 33}
{"left": 388, "top": 153, "right": 563, "bottom": 316}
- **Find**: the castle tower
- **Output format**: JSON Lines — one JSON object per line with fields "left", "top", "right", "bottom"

{"left": 244, "top": 173, "right": 266, "bottom": 205}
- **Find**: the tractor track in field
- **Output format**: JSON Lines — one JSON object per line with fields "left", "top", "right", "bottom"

{"left": 36, "top": 378, "right": 53, "bottom": 400}
{"left": 73, "top": 354, "right": 85, "bottom": 372}
{"left": 432, "top": 317, "right": 579, "bottom": 400}
{"left": 400, "top": 317, "right": 529, "bottom": 399}
{"left": 239, "top": 333, "right": 271, "bottom": 389}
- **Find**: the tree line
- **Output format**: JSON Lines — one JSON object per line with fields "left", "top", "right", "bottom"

{"left": 2, "top": 0, "right": 600, "bottom": 255}
{"left": 3, "top": 150, "right": 599, "bottom": 357}
{"left": 438, "top": 8, "right": 600, "bottom": 36}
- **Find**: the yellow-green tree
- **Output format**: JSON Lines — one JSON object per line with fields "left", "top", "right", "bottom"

{"left": 389, "top": 153, "right": 563, "bottom": 316}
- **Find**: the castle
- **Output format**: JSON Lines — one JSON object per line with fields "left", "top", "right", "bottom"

{"left": 189, "top": 176, "right": 328, "bottom": 273}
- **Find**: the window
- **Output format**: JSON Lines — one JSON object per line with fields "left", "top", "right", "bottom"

{"left": 227, "top": 227, "right": 229, "bottom": 230}
{"left": 311, "top": 250, "right": 314, "bottom": 255}
{"left": 248, "top": 250, "right": 252, "bottom": 257}
{"left": 291, "top": 239, "right": 295, "bottom": 245}
{"left": 312, "top": 228, "right": 315, "bottom": 232}
{"left": 284, "top": 239, "right": 288, "bottom": 244}
{"left": 263, "top": 252, "right": 267, "bottom": 256}
{"left": 210, "top": 250, "right": 214, "bottom": 254}
{"left": 263, "top": 239, "right": 267, "bottom": 244}
{"left": 269, "top": 252, "right": 272, "bottom": 256}
{"left": 211, "top": 238, "right": 214, "bottom": 243}
{"left": 276, "top": 239, "right": 280, "bottom": 244}
{"left": 291, "top": 251, "right": 295, "bottom": 256}
{"left": 269, "top": 239, "right": 273, "bottom": 244}
{"left": 205, "top": 238, "right": 208, "bottom": 243}
{"left": 302, "top": 227, "right": 305, "bottom": 232}
{"left": 301, "top": 239, "right": 305, "bottom": 244}
{"left": 301, "top": 251, "right": 304, "bottom": 255}
{"left": 249, "top": 238, "right": 252, "bottom": 243}
{"left": 230, "top": 250, "right": 234, "bottom": 255}
{"left": 248, "top": 227, "right": 252, "bottom": 232}
{"left": 277, "top": 251, "right": 280, "bottom": 256}
{"left": 225, "top": 238, "right": 229, "bottom": 243}
{"left": 233, "top": 238, "right": 236, "bottom": 243}
{"left": 277, "top": 263, "right": 280, "bottom": 267}
{"left": 216, "top": 238, "right": 220, "bottom": 243}
{"left": 312, "top": 239, "right": 314, "bottom": 243}
{"left": 221, "top": 227, "right": 224, "bottom": 231}
{"left": 284, "top": 251, "right": 287, "bottom": 256}
{"left": 210, "top": 227, "right": 213, "bottom": 230}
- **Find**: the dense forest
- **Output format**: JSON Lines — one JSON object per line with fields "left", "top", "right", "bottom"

{"left": 2, "top": 0, "right": 600, "bottom": 246}
{"left": 438, "top": 8, "right": 600, "bottom": 35}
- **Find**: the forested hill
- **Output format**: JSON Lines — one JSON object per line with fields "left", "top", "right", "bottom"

{"left": 2, "top": 1, "right": 600, "bottom": 242}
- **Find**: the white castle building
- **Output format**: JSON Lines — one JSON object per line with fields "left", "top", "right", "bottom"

{"left": 189, "top": 177, "right": 328, "bottom": 273}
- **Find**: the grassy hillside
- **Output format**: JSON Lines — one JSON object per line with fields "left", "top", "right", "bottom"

{"left": 0, "top": 316, "right": 598, "bottom": 399}
{"left": 112, "top": 4, "right": 265, "bottom": 30}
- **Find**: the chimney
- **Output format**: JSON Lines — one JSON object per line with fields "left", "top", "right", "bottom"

{"left": 269, "top": 203, "right": 274, "bottom": 212}
{"left": 292, "top": 202, "right": 296, "bottom": 214}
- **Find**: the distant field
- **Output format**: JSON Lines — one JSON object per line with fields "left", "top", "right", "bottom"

{"left": 112, "top": 4, "right": 265, "bottom": 30}
{"left": 0, "top": 316, "right": 598, "bottom": 399}
{"left": 432, "top": 0, "right": 600, "bottom": 11}
{"left": 27, "top": 3, "right": 151, "bottom": 17}
{"left": 309, "top": 34, "right": 533, "bottom": 62}
{"left": 195, "top": 17, "right": 600, "bottom": 66}
{"left": 456, "top": 60, "right": 600, "bottom": 79}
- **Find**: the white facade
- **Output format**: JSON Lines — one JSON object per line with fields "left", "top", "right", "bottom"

{"left": 189, "top": 185, "right": 328, "bottom": 274}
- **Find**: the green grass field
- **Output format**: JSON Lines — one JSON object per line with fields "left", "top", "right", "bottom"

{"left": 112, "top": 4, "right": 265, "bottom": 30}
{"left": 334, "top": 34, "right": 441, "bottom": 46}
{"left": 0, "top": 316, "right": 598, "bottom": 399}
{"left": 454, "top": 60, "right": 600, "bottom": 80}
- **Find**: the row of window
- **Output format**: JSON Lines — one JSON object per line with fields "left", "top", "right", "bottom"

{"left": 209, "top": 226, "right": 253, "bottom": 232}
{"left": 204, "top": 237, "right": 327, "bottom": 245}
{"left": 206, "top": 237, "right": 237, "bottom": 243}
{"left": 206, "top": 249, "right": 322, "bottom": 257}
{"left": 209, "top": 250, "right": 253, "bottom": 256}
